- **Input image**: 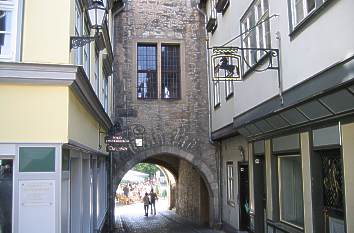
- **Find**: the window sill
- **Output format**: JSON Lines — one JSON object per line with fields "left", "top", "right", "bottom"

{"left": 289, "top": 0, "right": 334, "bottom": 40}
{"left": 226, "top": 92, "right": 234, "bottom": 101}
{"left": 242, "top": 52, "right": 271, "bottom": 79}
{"left": 267, "top": 220, "right": 304, "bottom": 233}
{"left": 214, "top": 103, "right": 221, "bottom": 110}
{"left": 227, "top": 200, "right": 235, "bottom": 207}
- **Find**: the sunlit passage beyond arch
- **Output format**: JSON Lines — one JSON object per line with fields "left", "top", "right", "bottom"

{"left": 113, "top": 146, "right": 219, "bottom": 227}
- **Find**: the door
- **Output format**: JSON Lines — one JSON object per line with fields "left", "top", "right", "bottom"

{"left": 320, "top": 149, "right": 345, "bottom": 233}
{"left": 253, "top": 156, "right": 266, "bottom": 233}
{"left": 0, "top": 159, "right": 13, "bottom": 233}
{"left": 238, "top": 163, "right": 249, "bottom": 231}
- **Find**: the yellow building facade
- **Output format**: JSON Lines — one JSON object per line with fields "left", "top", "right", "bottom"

{"left": 0, "top": 0, "right": 117, "bottom": 232}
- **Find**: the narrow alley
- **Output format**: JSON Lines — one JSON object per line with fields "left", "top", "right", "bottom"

{"left": 114, "top": 201, "right": 224, "bottom": 233}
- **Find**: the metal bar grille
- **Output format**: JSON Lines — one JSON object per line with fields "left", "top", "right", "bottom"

{"left": 161, "top": 44, "right": 180, "bottom": 99}
{"left": 137, "top": 44, "right": 157, "bottom": 99}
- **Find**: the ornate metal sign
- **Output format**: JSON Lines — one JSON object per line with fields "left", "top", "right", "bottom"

{"left": 212, "top": 47, "right": 241, "bottom": 81}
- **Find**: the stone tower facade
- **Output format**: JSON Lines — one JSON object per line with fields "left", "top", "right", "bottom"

{"left": 113, "top": 0, "right": 219, "bottom": 226}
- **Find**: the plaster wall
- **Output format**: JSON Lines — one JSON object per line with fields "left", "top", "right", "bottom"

{"left": 0, "top": 84, "right": 68, "bottom": 143}
{"left": 220, "top": 135, "right": 248, "bottom": 230}
{"left": 207, "top": 0, "right": 354, "bottom": 131}
{"left": 68, "top": 90, "right": 107, "bottom": 153}
{"left": 22, "top": 0, "right": 71, "bottom": 64}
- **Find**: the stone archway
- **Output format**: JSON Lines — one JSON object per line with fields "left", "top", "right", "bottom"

{"left": 113, "top": 145, "right": 219, "bottom": 227}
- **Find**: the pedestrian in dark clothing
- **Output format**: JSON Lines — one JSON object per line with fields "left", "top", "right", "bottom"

{"left": 143, "top": 192, "right": 150, "bottom": 216}
{"left": 149, "top": 188, "right": 158, "bottom": 215}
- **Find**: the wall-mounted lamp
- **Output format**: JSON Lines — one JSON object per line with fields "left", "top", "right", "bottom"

{"left": 70, "top": 0, "right": 107, "bottom": 50}
{"left": 238, "top": 145, "right": 245, "bottom": 161}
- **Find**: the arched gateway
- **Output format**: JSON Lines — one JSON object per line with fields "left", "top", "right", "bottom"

{"left": 113, "top": 145, "right": 220, "bottom": 227}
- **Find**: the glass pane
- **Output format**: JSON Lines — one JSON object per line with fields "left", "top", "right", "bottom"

{"left": 0, "top": 11, "right": 12, "bottom": 57}
{"left": 161, "top": 45, "right": 180, "bottom": 99}
{"left": 306, "top": 0, "right": 316, "bottom": 12}
{"left": 20, "top": 147, "right": 55, "bottom": 172}
{"left": 295, "top": 0, "right": 304, "bottom": 25}
{"left": 62, "top": 149, "right": 70, "bottom": 171}
{"left": 279, "top": 156, "right": 304, "bottom": 227}
{"left": 0, "top": 159, "right": 13, "bottom": 233}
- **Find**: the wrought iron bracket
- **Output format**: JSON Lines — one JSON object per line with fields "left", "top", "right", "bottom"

{"left": 70, "top": 36, "right": 96, "bottom": 50}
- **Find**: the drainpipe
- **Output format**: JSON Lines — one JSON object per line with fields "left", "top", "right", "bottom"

{"left": 197, "top": 1, "right": 222, "bottom": 229}
{"left": 110, "top": 1, "right": 126, "bottom": 231}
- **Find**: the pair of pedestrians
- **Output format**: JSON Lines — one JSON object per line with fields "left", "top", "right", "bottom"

{"left": 143, "top": 189, "right": 158, "bottom": 216}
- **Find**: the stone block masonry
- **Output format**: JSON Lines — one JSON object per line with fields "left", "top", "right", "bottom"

{"left": 113, "top": 0, "right": 219, "bottom": 227}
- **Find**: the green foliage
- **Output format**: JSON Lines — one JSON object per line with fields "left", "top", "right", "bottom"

{"left": 133, "top": 163, "right": 159, "bottom": 176}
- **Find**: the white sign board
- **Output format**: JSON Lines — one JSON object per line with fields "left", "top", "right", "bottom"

{"left": 19, "top": 180, "right": 56, "bottom": 233}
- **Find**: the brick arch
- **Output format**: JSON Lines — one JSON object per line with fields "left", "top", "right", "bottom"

{"left": 113, "top": 145, "right": 219, "bottom": 227}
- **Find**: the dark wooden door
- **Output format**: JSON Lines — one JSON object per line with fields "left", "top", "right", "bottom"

{"left": 253, "top": 156, "right": 266, "bottom": 233}
{"left": 238, "top": 163, "right": 250, "bottom": 231}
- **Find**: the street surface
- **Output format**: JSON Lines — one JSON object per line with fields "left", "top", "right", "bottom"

{"left": 114, "top": 200, "right": 225, "bottom": 233}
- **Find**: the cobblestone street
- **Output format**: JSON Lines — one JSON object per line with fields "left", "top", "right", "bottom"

{"left": 113, "top": 201, "right": 225, "bottom": 233}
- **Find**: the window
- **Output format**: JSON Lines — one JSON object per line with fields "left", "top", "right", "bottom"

{"left": 137, "top": 44, "right": 157, "bottom": 99}
{"left": 161, "top": 44, "right": 180, "bottom": 99}
{"left": 96, "top": 157, "right": 107, "bottom": 225}
{"left": 0, "top": 0, "right": 19, "bottom": 60}
{"left": 83, "top": 23, "right": 90, "bottom": 76}
{"left": 289, "top": 0, "right": 329, "bottom": 30}
{"left": 225, "top": 80, "right": 233, "bottom": 99}
{"left": 75, "top": 1, "right": 83, "bottom": 65}
{"left": 226, "top": 162, "right": 235, "bottom": 204}
{"left": 0, "top": 159, "right": 13, "bottom": 232}
{"left": 137, "top": 43, "right": 181, "bottom": 100}
{"left": 278, "top": 155, "right": 304, "bottom": 228}
{"left": 206, "top": 0, "right": 218, "bottom": 33}
{"left": 213, "top": 80, "right": 220, "bottom": 107}
{"left": 19, "top": 147, "right": 55, "bottom": 172}
{"left": 241, "top": 0, "right": 270, "bottom": 68}
{"left": 94, "top": 52, "right": 99, "bottom": 95}
{"left": 103, "top": 76, "right": 109, "bottom": 111}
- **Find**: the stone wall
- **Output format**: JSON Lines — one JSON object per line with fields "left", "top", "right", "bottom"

{"left": 112, "top": 0, "right": 218, "bottom": 226}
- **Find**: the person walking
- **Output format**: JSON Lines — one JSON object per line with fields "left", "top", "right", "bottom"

{"left": 149, "top": 188, "right": 158, "bottom": 215}
{"left": 143, "top": 192, "right": 150, "bottom": 216}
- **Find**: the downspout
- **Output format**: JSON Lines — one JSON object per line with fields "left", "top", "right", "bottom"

{"left": 197, "top": 1, "right": 222, "bottom": 229}
{"left": 110, "top": 1, "right": 126, "bottom": 231}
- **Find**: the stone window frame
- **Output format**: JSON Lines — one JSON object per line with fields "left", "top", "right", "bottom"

{"left": 134, "top": 40, "right": 185, "bottom": 101}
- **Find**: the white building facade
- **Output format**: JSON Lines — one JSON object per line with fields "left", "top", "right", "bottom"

{"left": 201, "top": 0, "right": 354, "bottom": 232}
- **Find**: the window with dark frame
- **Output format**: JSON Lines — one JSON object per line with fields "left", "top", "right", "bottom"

{"left": 137, "top": 44, "right": 158, "bottom": 99}
{"left": 161, "top": 44, "right": 180, "bottom": 99}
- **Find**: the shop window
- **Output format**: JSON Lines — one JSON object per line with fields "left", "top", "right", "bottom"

{"left": 241, "top": 0, "right": 270, "bottom": 69}
{"left": 19, "top": 147, "right": 55, "bottom": 172}
{"left": 62, "top": 149, "right": 70, "bottom": 171}
{"left": 278, "top": 155, "right": 304, "bottom": 228}
{"left": 0, "top": 159, "right": 13, "bottom": 232}
{"left": 226, "top": 161, "right": 235, "bottom": 205}
{"left": 0, "top": 0, "right": 20, "bottom": 60}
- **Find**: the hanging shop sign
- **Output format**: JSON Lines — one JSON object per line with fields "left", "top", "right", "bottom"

{"left": 106, "top": 145, "right": 128, "bottom": 152}
{"left": 105, "top": 135, "right": 130, "bottom": 144}
{"left": 212, "top": 47, "right": 241, "bottom": 81}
